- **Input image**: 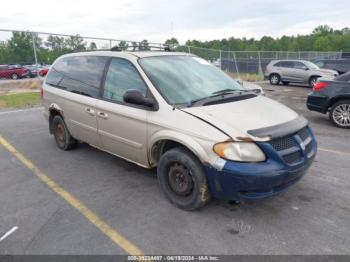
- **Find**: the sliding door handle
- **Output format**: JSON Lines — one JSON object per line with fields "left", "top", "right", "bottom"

{"left": 97, "top": 112, "right": 108, "bottom": 120}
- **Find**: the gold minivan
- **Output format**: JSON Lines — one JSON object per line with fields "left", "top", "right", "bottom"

{"left": 42, "top": 50, "right": 317, "bottom": 210}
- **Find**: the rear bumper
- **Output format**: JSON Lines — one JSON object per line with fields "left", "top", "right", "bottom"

{"left": 307, "top": 93, "right": 329, "bottom": 113}
{"left": 204, "top": 130, "right": 317, "bottom": 201}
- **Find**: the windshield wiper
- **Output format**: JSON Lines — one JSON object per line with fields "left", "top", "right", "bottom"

{"left": 211, "top": 89, "right": 249, "bottom": 95}
{"left": 188, "top": 89, "right": 248, "bottom": 107}
{"left": 211, "top": 89, "right": 237, "bottom": 95}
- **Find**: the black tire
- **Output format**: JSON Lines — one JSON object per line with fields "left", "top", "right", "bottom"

{"left": 309, "top": 76, "right": 318, "bottom": 87}
{"left": 52, "top": 115, "right": 78, "bottom": 150}
{"left": 269, "top": 74, "right": 280, "bottom": 85}
{"left": 11, "top": 74, "right": 18, "bottom": 80}
{"left": 282, "top": 81, "right": 289, "bottom": 85}
{"left": 157, "top": 147, "right": 211, "bottom": 210}
{"left": 329, "top": 99, "right": 350, "bottom": 128}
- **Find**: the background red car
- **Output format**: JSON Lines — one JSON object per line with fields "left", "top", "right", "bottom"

{"left": 0, "top": 65, "right": 29, "bottom": 79}
{"left": 39, "top": 67, "right": 50, "bottom": 77}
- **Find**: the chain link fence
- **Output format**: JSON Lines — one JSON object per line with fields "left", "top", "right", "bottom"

{"left": 0, "top": 29, "right": 345, "bottom": 83}
{"left": 180, "top": 46, "right": 343, "bottom": 81}
{"left": 0, "top": 29, "right": 165, "bottom": 81}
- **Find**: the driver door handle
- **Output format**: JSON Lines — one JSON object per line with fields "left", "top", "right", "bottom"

{"left": 97, "top": 111, "right": 109, "bottom": 120}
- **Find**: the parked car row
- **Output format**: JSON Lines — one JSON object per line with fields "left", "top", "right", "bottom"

{"left": 0, "top": 64, "right": 29, "bottom": 79}
{"left": 0, "top": 64, "right": 50, "bottom": 80}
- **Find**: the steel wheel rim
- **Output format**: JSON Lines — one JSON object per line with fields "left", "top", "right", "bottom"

{"left": 167, "top": 162, "right": 194, "bottom": 196}
{"left": 54, "top": 123, "right": 66, "bottom": 146}
{"left": 333, "top": 104, "right": 350, "bottom": 127}
{"left": 12, "top": 74, "right": 18, "bottom": 80}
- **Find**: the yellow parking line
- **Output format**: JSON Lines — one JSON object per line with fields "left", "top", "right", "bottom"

{"left": 319, "top": 147, "right": 350, "bottom": 157}
{"left": 0, "top": 134, "right": 143, "bottom": 256}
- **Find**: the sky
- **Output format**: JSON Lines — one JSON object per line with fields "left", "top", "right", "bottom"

{"left": 0, "top": 0, "right": 349, "bottom": 44}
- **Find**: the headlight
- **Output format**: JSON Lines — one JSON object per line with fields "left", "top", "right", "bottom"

{"left": 213, "top": 142, "right": 266, "bottom": 162}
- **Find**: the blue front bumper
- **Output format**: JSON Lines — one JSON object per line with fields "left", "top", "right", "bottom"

{"left": 204, "top": 129, "right": 317, "bottom": 200}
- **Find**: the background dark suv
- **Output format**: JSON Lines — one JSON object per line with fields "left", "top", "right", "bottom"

{"left": 307, "top": 71, "right": 350, "bottom": 128}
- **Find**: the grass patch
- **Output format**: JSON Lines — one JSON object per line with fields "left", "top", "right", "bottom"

{"left": 0, "top": 92, "right": 41, "bottom": 109}
{"left": 225, "top": 72, "right": 264, "bottom": 82}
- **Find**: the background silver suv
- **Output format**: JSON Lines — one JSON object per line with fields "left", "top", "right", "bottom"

{"left": 265, "top": 60, "right": 338, "bottom": 87}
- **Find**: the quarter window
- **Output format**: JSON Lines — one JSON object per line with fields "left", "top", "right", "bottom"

{"left": 103, "top": 58, "right": 147, "bottom": 103}
{"left": 274, "top": 62, "right": 282, "bottom": 67}
{"left": 47, "top": 56, "right": 108, "bottom": 98}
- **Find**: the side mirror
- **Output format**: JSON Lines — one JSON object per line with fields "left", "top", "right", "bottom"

{"left": 303, "top": 66, "right": 309, "bottom": 71}
{"left": 123, "top": 89, "right": 156, "bottom": 109}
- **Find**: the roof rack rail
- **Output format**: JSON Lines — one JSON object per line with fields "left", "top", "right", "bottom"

{"left": 110, "top": 44, "right": 173, "bottom": 52}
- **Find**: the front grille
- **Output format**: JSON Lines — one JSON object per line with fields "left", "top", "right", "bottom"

{"left": 268, "top": 136, "right": 295, "bottom": 151}
{"left": 266, "top": 126, "right": 314, "bottom": 165}
{"left": 283, "top": 151, "right": 301, "bottom": 164}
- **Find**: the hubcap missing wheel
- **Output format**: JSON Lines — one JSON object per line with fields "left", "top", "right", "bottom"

{"left": 167, "top": 163, "right": 194, "bottom": 196}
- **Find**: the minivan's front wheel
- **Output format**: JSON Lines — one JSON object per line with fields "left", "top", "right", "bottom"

{"left": 157, "top": 147, "right": 211, "bottom": 210}
{"left": 269, "top": 74, "right": 280, "bottom": 85}
{"left": 52, "top": 115, "right": 78, "bottom": 150}
{"left": 330, "top": 100, "right": 350, "bottom": 128}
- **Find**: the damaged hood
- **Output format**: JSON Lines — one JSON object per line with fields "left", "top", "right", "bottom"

{"left": 182, "top": 95, "right": 298, "bottom": 140}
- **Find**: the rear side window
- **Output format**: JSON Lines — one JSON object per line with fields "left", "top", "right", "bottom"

{"left": 274, "top": 62, "right": 282, "bottom": 67}
{"left": 46, "top": 70, "right": 63, "bottom": 86}
{"left": 103, "top": 58, "right": 147, "bottom": 103}
{"left": 274, "top": 61, "right": 293, "bottom": 68}
{"left": 47, "top": 56, "right": 108, "bottom": 98}
{"left": 282, "top": 61, "right": 293, "bottom": 68}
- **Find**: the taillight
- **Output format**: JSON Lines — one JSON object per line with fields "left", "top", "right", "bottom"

{"left": 40, "top": 87, "right": 44, "bottom": 99}
{"left": 313, "top": 82, "right": 328, "bottom": 91}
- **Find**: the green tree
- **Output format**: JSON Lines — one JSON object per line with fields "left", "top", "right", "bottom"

{"left": 65, "top": 35, "right": 87, "bottom": 51}
{"left": 165, "top": 37, "right": 179, "bottom": 47}
{"left": 7, "top": 32, "right": 42, "bottom": 64}
{"left": 89, "top": 42, "right": 97, "bottom": 50}
{"left": 118, "top": 40, "right": 129, "bottom": 49}
{"left": 184, "top": 25, "right": 350, "bottom": 52}
{"left": 139, "top": 40, "right": 150, "bottom": 50}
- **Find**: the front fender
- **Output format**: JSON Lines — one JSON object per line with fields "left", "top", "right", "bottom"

{"left": 149, "top": 129, "right": 212, "bottom": 166}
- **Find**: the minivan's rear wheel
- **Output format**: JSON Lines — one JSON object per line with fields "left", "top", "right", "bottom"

{"left": 309, "top": 76, "right": 318, "bottom": 87}
{"left": 157, "top": 147, "right": 211, "bottom": 210}
{"left": 52, "top": 115, "right": 78, "bottom": 150}
{"left": 269, "top": 74, "right": 280, "bottom": 85}
{"left": 11, "top": 74, "right": 18, "bottom": 80}
{"left": 330, "top": 100, "right": 350, "bottom": 128}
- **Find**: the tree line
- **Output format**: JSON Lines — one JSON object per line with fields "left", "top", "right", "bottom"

{"left": 1, "top": 25, "right": 349, "bottom": 65}
{"left": 182, "top": 25, "right": 350, "bottom": 52}
{"left": 0, "top": 32, "right": 151, "bottom": 64}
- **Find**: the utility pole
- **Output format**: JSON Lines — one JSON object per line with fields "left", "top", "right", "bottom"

{"left": 31, "top": 32, "right": 38, "bottom": 66}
